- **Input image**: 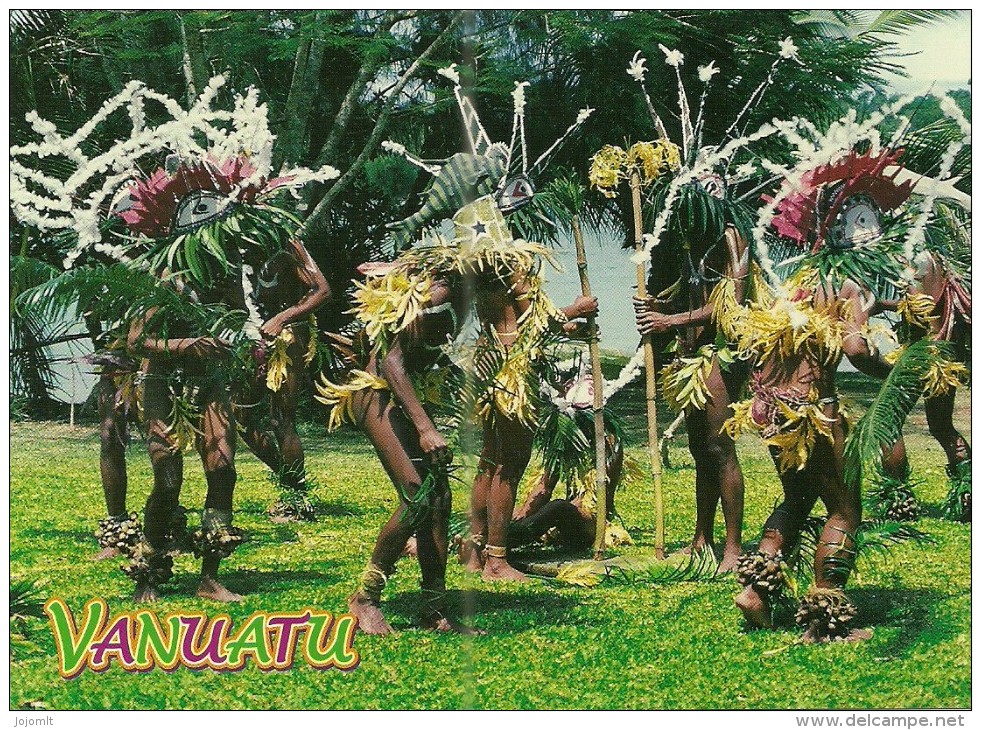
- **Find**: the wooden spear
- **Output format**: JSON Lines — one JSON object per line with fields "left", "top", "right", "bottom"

{"left": 572, "top": 215, "right": 609, "bottom": 560}
{"left": 630, "top": 171, "right": 666, "bottom": 560}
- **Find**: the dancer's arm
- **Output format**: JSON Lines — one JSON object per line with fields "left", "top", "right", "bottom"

{"left": 635, "top": 227, "right": 747, "bottom": 334}
{"left": 379, "top": 283, "right": 451, "bottom": 462}
{"left": 839, "top": 280, "right": 892, "bottom": 380}
{"left": 127, "top": 309, "right": 228, "bottom": 360}
{"left": 260, "top": 238, "right": 331, "bottom": 340}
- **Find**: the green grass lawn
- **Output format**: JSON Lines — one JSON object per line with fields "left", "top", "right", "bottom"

{"left": 9, "top": 371, "right": 971, "bottom": 710}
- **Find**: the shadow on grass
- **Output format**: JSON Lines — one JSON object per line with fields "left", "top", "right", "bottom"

{"left": 382, "top": 588, "right": 581, "bottom": 633}
{"left": 167, "top": 568, "right": 341, "bottom": 597}
{"left": 851, "top": 585, "right": 965, "bottom": 658}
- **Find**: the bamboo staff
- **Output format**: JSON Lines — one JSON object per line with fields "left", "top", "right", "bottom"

{"left": 630, "top": 171, "right": 666, "bottom": 560}
{"left": 572, "top": 215, "right": 609, "bottom": 560}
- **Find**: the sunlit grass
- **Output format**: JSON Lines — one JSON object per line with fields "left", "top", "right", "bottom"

{"left": 8, "top": 373, "right": 971, "bottom": 709}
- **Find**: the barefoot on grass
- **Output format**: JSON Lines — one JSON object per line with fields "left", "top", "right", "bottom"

{"left": 459, "top": 542, "right": 485, "bottom": 573}
{"left": 482, "top": 556, "right": 528, "bottom": 582}
{"left": 718, "top": 547, "right": 741, "bottom": 574}
{"left": 735, "top": 586, "right": 773, "bottom": 629}
{"left": 196, "top": 576, "right": 244, "bottom": 603}
{"left": 348, "top": 593, "right": 395, "bottom": 635}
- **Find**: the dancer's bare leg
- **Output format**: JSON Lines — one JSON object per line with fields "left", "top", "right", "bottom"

{"left": 481, "top": 417, "right": 533, "bottom": 582}
{"left": 350, "top": 390, "right": 479, "bottom": 634}
{"left": 925, "top": 389, "right": 971, "bottom": 468}
{"left": 686, "top": 359, "right": 745, "bottom": 571}
{"left": 194, "top": 390, "right": 243, "bottom": 603}
{"left": 735, "top": 465, "right": 818, "bottom": 628}
{"left": 136, "top": 373, "right": 183, "bottom": 603}
{"left": 95, "top": 374, "right": 130, "bottom": 560}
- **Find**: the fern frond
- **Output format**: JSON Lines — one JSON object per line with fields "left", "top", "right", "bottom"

{"left": 843, "top": 337, "right": 954, "bottom": 489}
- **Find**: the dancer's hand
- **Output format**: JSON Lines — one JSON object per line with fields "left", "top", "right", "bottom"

{"left": 636, "top": 310, "right": 675, "bottom": 335}
{"left": 563, "top": 320, "right": 600, "bottom": 341}
{"left": 419, "top": 428, "right": 451, "bottom": 465}
{"left": 632, "top": 295, "right": 657, "bottom": 313}
{"left": 184, "top": 337, "right": 231, "bottom": 360}
{"left": 568, "top": 295, "right": 599, "bottom": 319}
{"left": 260, "top": 315, "right": 287, "bottom": 340}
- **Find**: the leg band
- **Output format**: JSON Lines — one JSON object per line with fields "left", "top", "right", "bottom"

{"left": 95, "top": 512, "right": 143, "bottom": 555}
{"left": 735, "top": 550, "right": 787, "bottom": 599}
{"left": 359, "top": 562, "right": 389, "bottom": 604}
{"left": 121, "top": 540, "right": 174, "bottom": 587}
{"left": 795, "top": 587, "right": 858, "bottom": 639}
{"left": 190, "top": 508, "right": 245, "bottom": 559}
{"left": 485, "top": 544, "right": 507, "bottom": 559}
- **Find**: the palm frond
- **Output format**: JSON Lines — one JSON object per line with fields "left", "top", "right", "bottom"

{"left": 861, "top": 10, "right": 964, "bottom": 37}
{"left": 843, "top": 337, "right": 953, "bottom": 489}
{"left": 553, "top": 548, "right": 722, "bottom": 587}
{"left": 9, "top": 577, "right": 46, "bottom": 620}
{"left": 793, "top": 515, "right": 930, "bottom": 585}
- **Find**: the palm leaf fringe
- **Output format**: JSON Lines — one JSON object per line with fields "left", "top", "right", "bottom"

{"left": 843, "top": 337, "right": 954, "bottom": 489}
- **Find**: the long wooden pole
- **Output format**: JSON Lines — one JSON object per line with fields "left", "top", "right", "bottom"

{"left": 572, "top": 216, "right": 609, "bottom": 560}
{"left": 630, "top": 172, "right": 666, "bottom": 560}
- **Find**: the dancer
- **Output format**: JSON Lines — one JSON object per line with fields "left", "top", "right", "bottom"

{"left": 456, "top": 199, "right": 598, "bottom": 581}
{"left": 511, "top": 367, "right": 630, "bottom": 551}
{"left": 88, "top": 323, "right": 144, "bottom": 560}
{"left": 632, "top": 192, "right": 751, "bottom": 571}
{"left": 880, "top": 249, "right": 971, "bottom": 520}
{"left": 9, "top": 77, "right": 340, "bottom": 599}
{"left": 317, "top": 253, "right": 474, "bottom": 634}
{"left": 727, "top": 144, "right": 945, "bottom": 641}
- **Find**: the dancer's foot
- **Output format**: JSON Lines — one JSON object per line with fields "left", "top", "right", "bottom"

{"left": 460, "top": 541, "right": 485, "bottom": 573}
{"left": 679, "top": 536, "right": 712, "bottom": 557}
{"left": 93, "top": 546, "right": 120, "bottom": 561}
{"left": 196, "top": 575, "right": 244, "bottom": 602}
{"left": 482, "top": 556, "right": 528, "bottom": 582}
{"left": 718, "top": 544, "right": 742, "bottom": 574}
{"left": 418, "top": 613, "right": 486, "bottom": 635}
{"left": 735, "top": 586, "right": 773, "bottom": 629}
{"left": 132, "top": 583, "right": 159, "bottom": 603}
{"left": 348, "top": 592, "right": 394, "bottom": 635}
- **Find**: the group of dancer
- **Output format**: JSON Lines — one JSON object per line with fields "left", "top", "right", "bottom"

{"left": 10, "top": 45, "right": 970, "bottom": 644}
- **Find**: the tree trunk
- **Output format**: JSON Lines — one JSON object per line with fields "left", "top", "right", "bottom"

{"left": 301, "top": 12, "right": 463, "bottom": 236}
{"left": 275, "top": 14, "right": 328, "bottom": 170}
{"left": 177, "top": 12, "right": 208, "bottom": 103}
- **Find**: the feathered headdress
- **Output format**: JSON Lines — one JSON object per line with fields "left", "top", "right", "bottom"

{"left": 382, "top": 64, "right": 593, "bottom": 249}
{"left": 9, "top": 75, "right": 339, "bottom": 269}
{"left": 766, "top": 149, "right": 915, "bottom": 252}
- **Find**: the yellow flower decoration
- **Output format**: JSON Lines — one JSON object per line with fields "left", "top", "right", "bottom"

{"left": 315, "top": 369, "right": 389, "bottom": 431}
{"left": 660, "top": 345, "right": 716, "bottom": 414}
{"left": 588, "top": 140, "right": 681, "bottom": 198}
{"left": 763, "top": 392, "right": 837, "bottom": 473}
{"left": 165, "top": 387, "right": 203, "bottom": 453}
{"left": 709, "top": 278, "right": 745, "bottom": 343}
{"left": 266, "top": 326, "right": 295, "bottom": 393}
{"left": 304, "top": 313, "right": 319, "bottom": 366}
{"left": 350, "top": 270, "right": 432, "bottom": 347}
{"left": 898, "top": 292, "right": 937, "bottom": 331}
{"left": 730, "top": 276, "right": 848, "bottom": 367}
{"left": 921, "top": 354, "right": 970, "bottom": 398}
{"left": 725, "top": 387, "right": 838, "bottom": 472}
{"left": 588, "top": 144, "right": 628, "bottom": 198}
{"left": 723, "top": 398, "right": 757, "bottom": 440}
